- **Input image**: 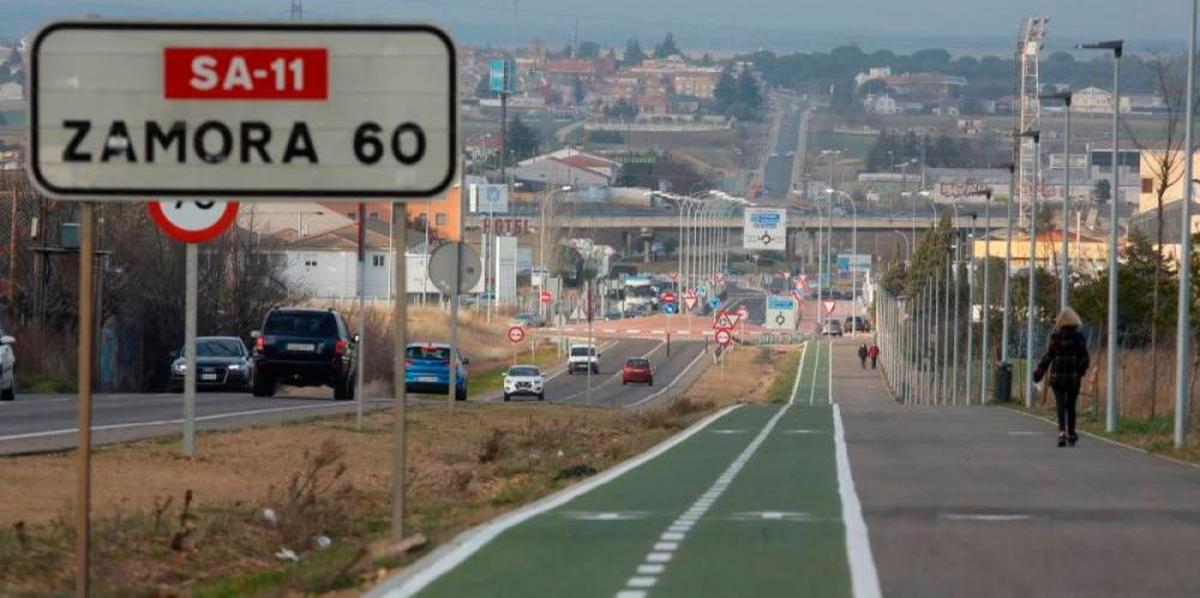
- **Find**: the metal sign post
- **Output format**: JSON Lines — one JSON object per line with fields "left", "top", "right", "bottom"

{"left": 391, "top": 207, "right": 408, "bottom": 540}
{"left": 74, "top": 203, "right": 95, "bottom": 598}
{"left": 183, "top": 243, "right": 197, "bottom": 455}
{"left": 429, "top": 241, "right": 482, "bottom": 407}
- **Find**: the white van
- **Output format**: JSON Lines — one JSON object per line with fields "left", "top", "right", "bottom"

{"left": 567, "top": 344, "right": 600, "bottom": 375}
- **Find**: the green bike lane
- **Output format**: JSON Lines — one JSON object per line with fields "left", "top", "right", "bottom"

{"left": 373, "top": 342, "right": 880, "bottom": 598}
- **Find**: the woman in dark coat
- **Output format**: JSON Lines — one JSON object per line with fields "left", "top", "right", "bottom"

{"left": 1034, "top": 308, "right": 1090, "bottom": 447}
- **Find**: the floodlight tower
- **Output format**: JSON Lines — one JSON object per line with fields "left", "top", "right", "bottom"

{"left": 1017, "top": 17, "right": 1048, "bottom": 227}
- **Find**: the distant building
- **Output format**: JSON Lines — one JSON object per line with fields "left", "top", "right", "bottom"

{"left": 1135, "top": 150, "right": 1200, "bottom": 214}
{"left": 880, "top": 72, "right": 966, "bottom": 98}
{"left": 854, "top": 67, "right": 893, "bottom": 88}
{"left": 1073, "top": 87, "right": 1115, "bottom": 114}
{"left": 0, "top": 81, "right": 22, "bottom": 102}
{"left": 862, "top": 94, "right": 899, "bottom": 115}
{"left": 511, "top": 148, "right": 621, "bottom": 192}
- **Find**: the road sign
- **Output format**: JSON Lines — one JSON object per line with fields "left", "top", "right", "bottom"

{"left": 767, "top": 295, "right": 798, "bottom": 330}
{"left": 697, "top": 286, "right": 708, "bottom": 298}
{"left": 506, "top": 326, "right": 525, "bottom": 343}
{"left": 540, "top": 290, "right": 553, "bottom": 305}
{"left": 29, "top": 22, "right": 456, "bottom": 200}
{"left": 662, "top": 291, "right": 677, "bottom": 304}
{"left": 670, "top": 272, "right": 678, "bottom": 282}
{"left": 683, "top": 289, "right": 698, "bottom": 311}
{"left": 743, "top": 207, "right": 787, "bottom": 250}
{"left": 428, "top": 242, "right": 482, "bottom": 295}
{"left": 726, "top": 310, "right": 742, "bottom": 328}
{"left": 663, "top": 303, "right": 678, "bottom": 315}
{"left": 489, "top": 58, "right": 509, "bottom": 93}
{"left": 708, "top": 297, "right": 721, "bottom": 310}
{"left": 714, "top": 328, "right": 733, "bottom": 347}
{"left": 737, "top": 306, "right": 749, "bottom": 320}
{"left": 823, "top": 300, "right": 837, "bottom": 317}
{"left": 472, "top": 184, "right": 509, "bottom": 214}
{"left": 715, "top": 272, "right": 726, "bottom": 284}
{"left": 147, "top": 200, "right": 238, "bottom": 243}
{"left": 713, "top": 312, "right": 734, "bottom": 329}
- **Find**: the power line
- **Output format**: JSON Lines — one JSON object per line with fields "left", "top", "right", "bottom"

{"left": 290, "top": 0, "right": 303, "bottom": 22}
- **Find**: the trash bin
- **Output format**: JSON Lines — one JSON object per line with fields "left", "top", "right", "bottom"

{"left": 994, "top": 362, "right": 1013, "bottom": 402}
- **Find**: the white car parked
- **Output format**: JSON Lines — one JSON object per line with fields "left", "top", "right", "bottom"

{"left": 0, "top": 330, "right": 15, "bottom": 401}
{"left": 503, "top": 365, "right": 545, "bottom": 402}
{"left": 567, "top": 344, "right": 600, "bottom": 375}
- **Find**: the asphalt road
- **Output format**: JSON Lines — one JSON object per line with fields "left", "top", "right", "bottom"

{"left": 763, "top": 109, "right": 801, "bottom": 200}
{"left": 0, "top": 338, "right": 711, "bottom": 455}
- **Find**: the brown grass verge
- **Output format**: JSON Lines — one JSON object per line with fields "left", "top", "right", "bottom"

{"left": 0, "top": 344, "right": 792, "bottom": 597}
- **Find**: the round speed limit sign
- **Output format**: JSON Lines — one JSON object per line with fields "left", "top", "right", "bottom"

{"left": 147, "top": 200, "right": 239, "bottom": 243}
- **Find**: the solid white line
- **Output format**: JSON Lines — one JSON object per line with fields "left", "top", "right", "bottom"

{"left": 809, "top": 341, "right": 821, "bottom": 406}
{"left": 0, "top": 402, "right": 354, "bottom": 442}
{"left": 833, "top": 404, "right": 882, "bottom": 598}
{"left": 828, "top": 339, "right": 834, "bottom": 405}
{"left": 789, "top": 342, "right": 809, "bottom": 404}
{"left": 369, "top": 404, "right": 744, "bottom": 598}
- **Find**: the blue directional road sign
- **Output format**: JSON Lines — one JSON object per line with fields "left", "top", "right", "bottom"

{"left": 489, "top": 59, "right": 509, "bottom": 93}
{"left": 663, "top": 303, "right": 678, "bottom": 315}
{"left": 697, "top": 286, "right": 708, "bottom": 298}
{"left": 708, "top": 297, "right": 721, "bottom": 310}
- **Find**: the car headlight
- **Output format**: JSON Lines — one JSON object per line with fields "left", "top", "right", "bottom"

{"left": 227, "top": 363, "right": 244, "bottom": 371}
{"left": 173, "top": 362, "right": 186, "bottom": 373}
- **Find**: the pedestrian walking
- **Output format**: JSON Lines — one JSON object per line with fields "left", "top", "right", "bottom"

{"left": 1033, "top": 308, "right": 1091, "bottom": 448}
{"left": 857, "top": 344, "right": 868, "bottom": 369}
{"left": 868, "top": 343, "right": 880, "bottom": 369}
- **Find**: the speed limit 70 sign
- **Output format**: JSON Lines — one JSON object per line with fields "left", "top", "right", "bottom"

{"left": 28, "top": 22, "right": 456, "bottom": 201}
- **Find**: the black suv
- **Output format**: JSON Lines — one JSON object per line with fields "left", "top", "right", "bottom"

{"left": 251, "top": 308, "right": 358, "bottom": 400}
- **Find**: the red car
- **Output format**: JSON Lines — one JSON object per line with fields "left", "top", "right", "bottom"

{"left": 622, "top": 358, "right": 654, "bottom": 386}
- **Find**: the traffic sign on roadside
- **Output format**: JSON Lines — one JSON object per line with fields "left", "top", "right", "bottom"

{"left": 29, "top": 22, "right": 457, "bottom": 200}
{"left": 507, "top": 326, "right": 526, "bottom": 343}
{"left": 540, "top": 290, "right": 553, "bottom": 305}
{"left": 147, "top": 200, "right": 238, "bottom": 243}
{"left": 714, "top": 328, "right": 733, "bottom": 347}
{"left": 697, "top": 286, "right": 708, "bottom": 298}
{"left": 823, "top": 300, "right": 837, "bottom": 317}
{"left": 663, "top": 303, "right": 678, "bottom": 315}
{"left": 713, "top": 313, "right": 734, "bottom": 329}
{"left": 662, "top": 291, "right": 677, "bottom": 304}
{"left": 428, "top": 242, "right": 482, "bottom": 295}
{"left": 683, "top": 289, "right": 698, "bottom": 311}
{"left": 670, "top": 272, "right": 678, "bottom": 282}
{"left": 708, "top": 297, "right": 721, "bottom": 310}
{"left": 726, "top": 311, "right": 742, "bottom": 328}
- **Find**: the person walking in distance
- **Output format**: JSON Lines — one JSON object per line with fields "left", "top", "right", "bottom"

{"left": 1033, "top": 308, "right": 1091, "bottom": 447}
{"left": 868, "top": 342, "right": 880, "bottom": 369}
{"left": 857, "top": 344, "right": 869, "bottom": 369}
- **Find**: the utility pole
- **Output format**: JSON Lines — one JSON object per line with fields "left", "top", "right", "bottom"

{"left": 290, "top": 0, "right": 303, "bottom": 21}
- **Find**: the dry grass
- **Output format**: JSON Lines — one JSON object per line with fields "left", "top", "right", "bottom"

{"left": 0, "top": 343, "right": 795, "bottom": 596}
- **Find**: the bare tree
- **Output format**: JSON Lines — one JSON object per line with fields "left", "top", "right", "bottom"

{"left": 1123, "top": 55, "right": 1200, "bottom": 418}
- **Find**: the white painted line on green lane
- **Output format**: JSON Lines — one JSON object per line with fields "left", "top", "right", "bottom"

{"left": 369, "top": 403, "right": 743, "bottom": 598}
{"left": 833, "top": 404, "right": 882, "bottom": 598}
{"left": 615, "top": 397, "right": 800, "bottom": 597}
{"left": 789, "top": 342, "right": 809, "bottom": 404}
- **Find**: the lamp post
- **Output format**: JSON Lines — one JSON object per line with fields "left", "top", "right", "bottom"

{"left": 1178, "top": 2, "right": 1198, "bottom": 449}
{"left": 979, "top": 183, "right": 999, "bottom": 405}
{"left": 540, "top": 185, "right": 572, "bottom": 289}
{"left": 891, "top": 230, "right": 912, "bottom": 263}
{"left": 1041, "top": 90, "right": 1074, "bottom": 311}
{"left": 1020, "top": 129, "right": 1042, "bottom": 408}
{"left": 829, "top": 188, "right": 859, "bottom": 332}
{"left": 1002, "top": 163, "right": 1016, "bottom": 367}
{"left": 1078, "top": 39, "right": 1124, "bottom": 433}
{"left": 965, "top": 214, "right": 978, "bottom": 405}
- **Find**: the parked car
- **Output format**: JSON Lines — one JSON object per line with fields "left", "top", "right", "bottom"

{"left": 622, "top": 358, "right": 653, "bottom": 386}
{"left": 0, "top": 329, "right": 14, "bottom": 401}
{"left": 821, "top": 320, "right": 843, "bottom": 337}
{"left": 842, "top": 316, "right": 870, "bottom": 333}
{"left": 603, "top": 310, "right": 623, "bottom": 321}
{"left": 503, "top": 364, "right": 545, "bottom": 402}
{"left": 250, "top": 308, "right": 358, "bottom": 400}
{"left": 404, "top": 343, "right": 469, "bottom": 400}
{"left": 510, "top": 313, "right": 546, "bottom": 328}
{"left": 568, "top": 343, "right": 600, "bottom": 374}
{"left": 169, "top": 336, "right": 253, "bottom": 392}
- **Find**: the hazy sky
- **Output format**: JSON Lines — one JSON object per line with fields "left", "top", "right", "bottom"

{"left": 1, "top": 0, "right": 1187, "bottom": 54}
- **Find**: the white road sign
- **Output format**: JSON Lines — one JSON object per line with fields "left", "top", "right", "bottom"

{"left": 743, "top": 207, "right": 787, "bottom": 251}
{"left": 766, "top": 295, "right": 797, "bottom": 330}
{"left": 471, "top": 184, "right": 509, "bottom": 214}
{"left": 29, "top": 22, "right": 456, "bottom": 200}
{"left": 147, "top": 200, "right": 239, "bottom": 243}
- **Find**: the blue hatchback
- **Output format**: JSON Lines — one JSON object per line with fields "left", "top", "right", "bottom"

{"left": 404, "top": 343, "right": 469, "bottom": 400}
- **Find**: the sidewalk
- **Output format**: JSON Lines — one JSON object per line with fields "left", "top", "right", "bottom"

{"left": 830, "top": 340, "right": 1200, "bottom": 598}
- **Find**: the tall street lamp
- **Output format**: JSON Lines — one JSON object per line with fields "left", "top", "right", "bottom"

{"left": 1078, "top": 39, "right": 1123, "bottom": 433}
{"left": 1002, "top": 163, "right": 1016, "bottom": 368}
{"left": 829, "top": 188, "right": 859, "bottom": 332}
{"left": 1041, "top": 90, "right": 1074, "bottom": 312}
{"left": 540, "top": 185, "right": 573, "bottom": 290}
{"left": 1020, "top": 129, "right": 1042, "bottom": 409}
{"left": 1177, "top": 4, "right": 1198, "bottom": 449}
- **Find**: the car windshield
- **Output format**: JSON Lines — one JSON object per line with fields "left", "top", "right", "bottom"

{"left": 407, "top": 346, "right": 450, "bottom": 361}
{"left": 508, "top": 366, "right": 540, "bottom": 377}
{"left": 570, "top": 347, "right": 596, "bottom": 357}
{"left": 626, "top": 359, "right": 649, "bottom": 368}
{"left": 264, "top": 312, "right": 337, "bottom": 336}
{"left": 188, "top": 339, "right": 244, "bottom": 358}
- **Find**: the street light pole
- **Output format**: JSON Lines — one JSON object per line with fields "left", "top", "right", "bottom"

{"left": 1177, "top": 4, "right": 1197, "bottom": 449}
{"left": 1021, "top": 130, "right": 1042, "bottom": 408}
{"left": 1041, "top": 91, "right": 1074, "bottom": 311}
{"left": 980, "top": 184, "right": 997, "bottom": 404}
{"left": 1079, "top": 39, "right": 1123, "bottom": 432}
{"left": 1002, "top": 164, "right": 1016, "bottom": 365}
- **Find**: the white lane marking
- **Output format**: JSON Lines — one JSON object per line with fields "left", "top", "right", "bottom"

{"left": 561, "top": 511, "right": 648, "bottom": 521}
{"left": 789, "top": 342, "right": 809, "bottom": 404}
{"left": 627, "top": 577, "right": 657, "bottom": 588}
{"left": 625, "top": 344, "right": 708, "bottom": 408}
{"left": 941, "top": 513, "right": 1032, "bottom": 522}
{"left": 661, "top": 532, "right": 684, "bottom": 541}
{"left": 711, "top": 429, "right": 746, "bottom": 434}
{"left": 828, "top": 339, "right": 834, "bottom": 405}
{"left": 833, "top": 404, "right": 883, "bottom": 598}
{"left": 637, "top": 564, "right": 665, "bottom": 575}
{"left": 728, "top": 511, "right": 819, "bottom": 523}
{"left": 0, "top": 402, "right": 355, "bottom": 442}
{"left": 1006, "top": 431, "right": 1041, "bottom": 436}
{"left": 809, "top": 341, "right": 821, "bottom": 406}
{"left": 370, "top": 405, "right": 743, "bottom": 598}
{"left": 616, "top": 591, "right": 646, "bottom": 598}
{"left": 615, "top": 400, "right": 796, "bottom": 598}
{"left": 783, "top": 429, "right": 827, "bottom": 434}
